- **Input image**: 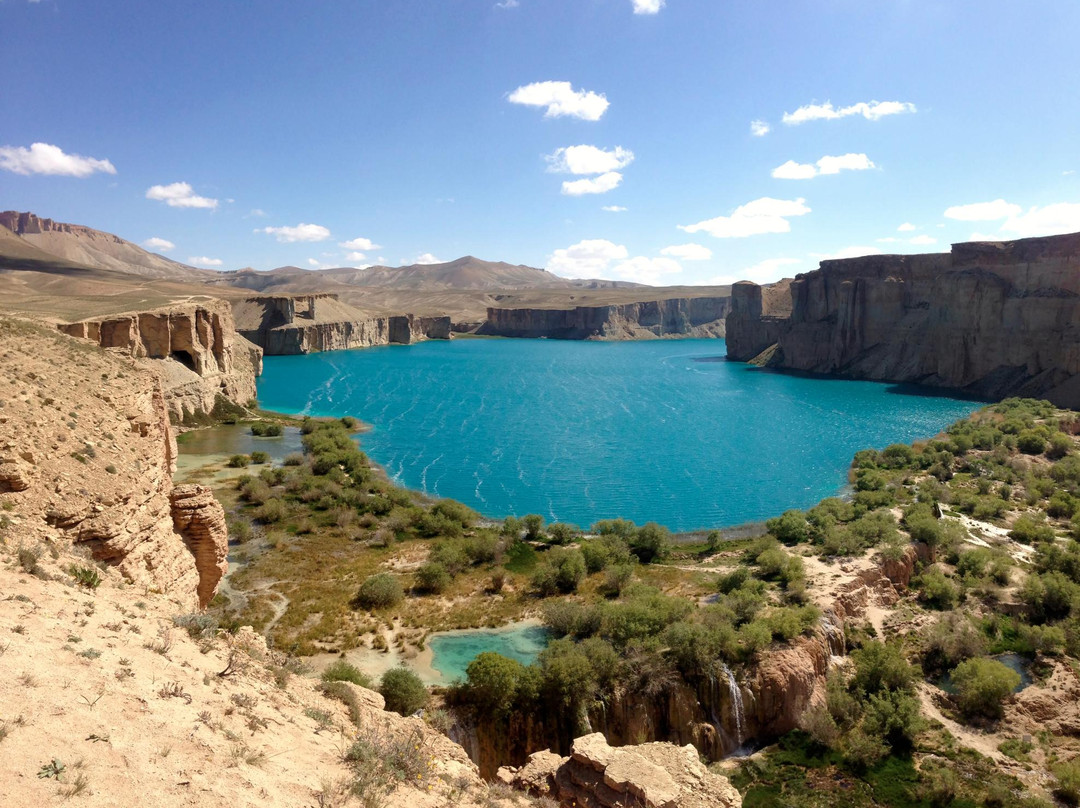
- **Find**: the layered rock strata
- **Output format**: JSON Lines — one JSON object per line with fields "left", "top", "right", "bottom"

{"left": 57, "top": 299, "right": 262, "bottom": 420}
{"left": 498, "top": 733, "right": 742, "bottom": 808}
{"left": 479, "top": 297, "right": 730, "bottom": 340}
{"left": 726, "top": 233, "right": 1080, "bottom": 405}
{"left": 0, "top": 317, "right": 228, "bottom": 609}
{"left": 233, "top": 294, "right": 451, "bottom": 354}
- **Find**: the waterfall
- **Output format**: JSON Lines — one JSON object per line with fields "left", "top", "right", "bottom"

{"left": 820, "top": 611, "right": 846, "bottom": 659}
{"left": 720, "top": 663, "right": 746, "bottom": 746}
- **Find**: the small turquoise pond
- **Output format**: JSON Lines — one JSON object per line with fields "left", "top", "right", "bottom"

{"left": 429, "top": 624, "right": 550, "bottom": 682}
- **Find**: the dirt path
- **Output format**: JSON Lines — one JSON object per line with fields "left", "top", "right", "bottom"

{"left": 917, "top": 682, "right": 1004, "bottom": 762}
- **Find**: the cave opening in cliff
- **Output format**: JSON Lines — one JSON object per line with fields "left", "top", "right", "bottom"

{"left": 171, "top": 350, "right": 197, "bottom": 372}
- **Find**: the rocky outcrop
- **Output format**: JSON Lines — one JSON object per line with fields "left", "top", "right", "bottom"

{"left": 58, "top": 299, "right": 262, "bottom": 421}
{"left": 0, "top": 317, "right": 230, "bottom": 609}
{"left": 233, "top": 294, "right": 451, "bottom": 354}
{"left": 498, "top": 733, "right": 742, "bottom": 808}
{"left": 169, "top": 485, "right": 230, "bottom": 607}
{"left": 725, "top": 233, "right": 1080, "bottom": 405}
{"left": 479, "top": 297, "right": 730, "bottom": 340}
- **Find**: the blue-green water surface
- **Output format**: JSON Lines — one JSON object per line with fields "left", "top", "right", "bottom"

{"left": 257, "top": 338, "right": 980, "bottom": 531}
{"left": 429, "top": 624, "right": 550, "bottom": 682}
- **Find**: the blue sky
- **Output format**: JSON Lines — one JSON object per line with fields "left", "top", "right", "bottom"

{"left": 2, "top": 0, "right": 1079, "bottom": 285}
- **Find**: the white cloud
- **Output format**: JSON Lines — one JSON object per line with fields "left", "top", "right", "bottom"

{"left": 546, "top": 145, "right": 634, "bottom": 175}
{"left": 946, "top": 199, "right": 1080, "bottom": 238}
{"left": 943, "top": 199, "right": 1022, "bottom": 221}
{"left": 562, "top": 171, "right": 623, "bottom": 196}
{"left": 189, "top": 256, "right": 223, "bottom": 267}
{"left": 706, "top": 257, "right": 801, "bottom": 286}
{"left": 345, "top": 251, "right": 367, "bottom": 262}
{"left": 146, "top": 181, "right": 218, "bottom": 209}
{"left": 660, "top": 243, "right": 713, "bottom": 261}
{"left": 602, "top": 205, "right": 628, "bottom": 212}
{"left": 908, "top": 234, "right": 938, "bottom": 245}
{"left": 508, "top": 81, "right": 609, "bottom": 121}
{"left": 547, "top": 239, "right": 629, "bottom": 278}
{"left": 813, "top": 246, "right": 884, "bottom": 261}
{"left": 750, "top": 120, "right": 770, "bottom": 137}
{"left": 339, "top": 236, "right": 381, "bottom": 250}
{"left": 248, "top": 208, "right": 268, "bottom": 218}
{"left": 415, "top": 253, "right": 443, "bottom": 265}
{"left": 631, "top": 0, "right": 664, "bottom": 14}
{"left": 258, "top": 223, "right": 331, "bottom": 243}
{"left": 772, "top": 153, "right": 875, "bottom": 180}
{"left": 142, "top": 237, "right": 175, "bottom": 252}
{"left": 0, "top": 142, "right": 116, "bottom": 177}
{"left": 771, "top": 161, "right": 818, "bottom": 180}
{"left": 897, "top": 222, "right": 916, "bottom": 232}
{"left": 782, "top": 100, "right": 916, "bottom": 126}
{"left": 610, "top": 256, "right": 681, "bottom": 284}
{"left": 679, "top": 197, "right": 811, "bottom": 238}
{"left": 1001, "top": 203, "right": 1080, "bottom": 237}
{"left": 496, "top": 0, "right": 519, "bottom": 7}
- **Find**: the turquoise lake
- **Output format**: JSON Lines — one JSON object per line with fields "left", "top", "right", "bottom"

{"left": 257, "top": 338, "right": 980, "bottom": 532}
{"left": 429, "top": 624, "right": 550, "bottom": 682}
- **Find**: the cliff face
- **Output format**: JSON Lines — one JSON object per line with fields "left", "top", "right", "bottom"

{"left": 0, "top": 318, "right": 229, "bottom": 609}
{"left": 726, "top": 233, "right": 1080, "bottom": 405}
{"left": 458, "top": 545, "right": 920, "bottom": 777}
{"left": 479, "top": 296, "right": 730, "bottom": 340}
{"left": 725, "top": 280, "right": 793, "bottom": 361}
{"left": 57, "top": 299, "right": 262, "bottom": 421}
{"left": 233, "top": 294, "right": 451, "bottom": 354}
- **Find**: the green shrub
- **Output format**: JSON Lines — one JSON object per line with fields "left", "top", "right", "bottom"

{"left": 69, "top": 564, "right": 102, "bottom": 590}
{"left": 546, "top": 522, "right": 578, "bottom": 545}
{"left": 415, "top": 562, "right": 451, "bottom": 594}
{"left": 766, "top": 510, "right": 810, "bottom": 545}
{"left": 1048, "top": 432, "right": 1073, "bottom": 460}
{"left": 921, "top": 611, "right": 986, "bottom": 673}
{"left": 850, "top": 641, "right": 915, "bottom": 696}
{"left": 629, "top": 522, "right": 671, "bottom": 564}
{"left": 249, "top": 450, "right": 271, "bottom": 464}
{"left": 353, "top": 573, "right": 404, "bottom": 610}
{"left": 1021, "top": 571, "right": 1079, "bottom": 623}
{"left": 951, "top": 657, "right": 1021, "bottom": 719}
{"left": 1011, "top": 514, "right": 1056, "bottom": 544}
{"left": 522, "top": 514, "right": 544, "bottom": 541}
{"left": 322, "top": 659, "right": 374, "bottom": 689}
{"left": 1018, "top": 430, "right": 1048, "bottom": 455}
{"left": 227, "top": 454, "right": 250, "bottom": 468}
{"left": 1054, "top": 756, "right": 1080, "bottom": 806}
{"left": 463, "top": 652, "right": 525, "bottom": 717}
{"left": 379, "top": 666, "right": 429, "bottom": 715}
{"left": 916, "top": 567, "right": 960, "bottom": 610}
{"left": 250, "top": 422, "right": 284, "bottom": 437}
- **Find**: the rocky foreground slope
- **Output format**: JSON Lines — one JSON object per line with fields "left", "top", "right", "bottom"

{"left": 0, "top": 318, "right": 740, "bottom": 808}
{"left": 726, "top": 232, "right": 1080, "bottom": 406}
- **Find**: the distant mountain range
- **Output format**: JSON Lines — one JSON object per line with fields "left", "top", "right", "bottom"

{"left": 0, "top": 211, "right": 640, "bottom": 292}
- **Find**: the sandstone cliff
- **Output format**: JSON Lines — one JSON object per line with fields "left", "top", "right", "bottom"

{"left": 0, "top": 317, "right": 228, "bottom": 608}
{"left": 726, "top": 233, "right": 1080, "bottom": 405}
{"left": 57, "top": 299, "right": 262, "bottom": 422}
{"left": 232, "top": 294, "right": 451, "bottom": 355}
{"left": 478, "top": 296, "right": 730, "bottom": 340}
